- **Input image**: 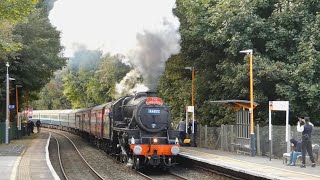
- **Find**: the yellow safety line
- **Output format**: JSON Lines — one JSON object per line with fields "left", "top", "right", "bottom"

{"left": 10, "top": 157, "right": 21, "bottom": 180}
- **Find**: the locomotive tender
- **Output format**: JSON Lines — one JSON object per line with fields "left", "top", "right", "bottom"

{"left": 32, "top": 92, "right": 180, "bottom": 170}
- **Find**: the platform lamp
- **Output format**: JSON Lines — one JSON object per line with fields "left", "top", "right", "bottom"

{"left": 5, "top": 62, "right": 15, "bottom": 144}
{"left": 239, "top": 49, "right": 255, "bottom": 156}
{"left": 184, "top": 66, "right": 195, "bottom": 146}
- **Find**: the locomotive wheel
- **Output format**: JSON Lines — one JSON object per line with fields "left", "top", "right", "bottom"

{"left": 120, "top": 154, "right": 128, "bottom": 163}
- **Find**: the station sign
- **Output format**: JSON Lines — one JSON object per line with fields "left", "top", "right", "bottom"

{"left": 9, "top": 105, "right": 15, "bottom": 110}
{"left": 187, "top": 106, "right": 194, "bottom": 113}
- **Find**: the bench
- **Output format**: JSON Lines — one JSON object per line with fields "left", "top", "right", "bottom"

{"left": 283, "top": 143, "right": 319, "bottom": 164}
{"left": 283, "top": 153, "right": 290, "bottom": 164}
{"left": 231, "top": 143, "right": 251, "bottom": 155}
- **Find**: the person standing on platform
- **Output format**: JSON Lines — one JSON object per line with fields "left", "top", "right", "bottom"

{"left": 288, "top": 138, "right": 302, "bottom": 166}
{"left": 178, "top": 119, "right": 186, "bottom": 143}
{"left": 297, "top": 117, "right": 316, "bottom": 168}
{"left": 36, "top": 120, "right": 41, "bottom": 133}
{"left": 31, "top": 120, "right": 35, "bottom": 133}
{"left": 26, "top": 120, "right": 32, "bottom": 136}
{"left": 22, "top": 119, "right": 27, "bottom": 136}
{"left": 189, "top": 120, "right": 198, "bottom": 147}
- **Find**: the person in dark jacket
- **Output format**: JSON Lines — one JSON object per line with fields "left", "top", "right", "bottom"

{"left": 297, "top": 117, "right": 316, "bottom": 168}
{"left": 288, "top": 138, "right": 302, "bottom": 166}
{"left": 36, "top": 120, "right": 41, "bottom": 133}
{"left": 178, "top": 119, "right": 186, "bottom": 142}
{"left": 26, "top": 120, "right": 32, "bottom": 136}
{"left": 31, "top": 120, "right": 34, "bottom": 133}
{"left": 188, "top": 120, "right": 198, "bottom": 147}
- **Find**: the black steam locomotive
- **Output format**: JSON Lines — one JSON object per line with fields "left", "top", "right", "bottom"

{"left": 32, "top": 92, "right": 180, "bottom": 170}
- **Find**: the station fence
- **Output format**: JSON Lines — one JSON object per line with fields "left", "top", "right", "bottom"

{"left": 0, "top": 122, "right": 19, "bottom": 144}
{"left": 2, "top": 119, "right": 319, "bottom": 160}
{"left": 196, "top": 124, "right": 320, "bottom": 159}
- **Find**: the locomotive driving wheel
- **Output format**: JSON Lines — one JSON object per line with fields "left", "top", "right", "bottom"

{"left": 120, "top": 152, "right": 128, "bottom": 163}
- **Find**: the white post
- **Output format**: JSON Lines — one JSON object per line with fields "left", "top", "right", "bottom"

{"left": 192, "top": 110, "right": 195, "bottom": 134}
{"left": 269, "top": 102, "right": 272, "bottom": 161}
{"left": 185, "top": 106, "right": 188, "bottom": 134}
{"left": 286, "top": 109, "right": 290, "bottom": 153}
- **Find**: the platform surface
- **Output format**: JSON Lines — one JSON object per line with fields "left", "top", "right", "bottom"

{"left": 0, "top": 131, "right": 59, "bottom": 180}
{"left": 180, "top": 147, "right": 320, "bottom": 180}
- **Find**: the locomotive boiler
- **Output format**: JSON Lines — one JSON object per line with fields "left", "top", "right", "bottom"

{"left": 111, "top": 92, "right": 180, "bottom": 170}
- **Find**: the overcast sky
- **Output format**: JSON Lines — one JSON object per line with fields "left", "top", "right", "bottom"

{"left": 49, "top": 0, "right": 180, "bottom": 57}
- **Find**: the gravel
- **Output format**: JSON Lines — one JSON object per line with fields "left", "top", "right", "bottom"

{"left": 48, "top": 129, "right": 146, "bottom": 180}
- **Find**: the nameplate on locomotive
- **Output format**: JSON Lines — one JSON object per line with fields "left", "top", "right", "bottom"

{"left": 146, "top": 97, "right": 163, "bottom": 106}
{"left": 147, "top": 109, "right": 161, "bottom": 114}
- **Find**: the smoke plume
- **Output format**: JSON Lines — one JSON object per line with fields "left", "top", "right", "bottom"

{"left": 115, "top": 69, "right": 149, "bottom": 98}
{"left": 126, "top": 18, "right": 181, "bottom": 90}
{"left": 49, "top": 0, "right": 181, "bottom": 93}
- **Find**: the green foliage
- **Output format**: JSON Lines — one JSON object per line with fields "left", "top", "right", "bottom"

{"left": 32, "top": 68, "right": 71, "bottom": 109}
{"left": 0, "top": 0, "right": 38, "bottom": 22}
{"left": 160, "top": 0, "right": 320, "bottom": 125}
{"left": 91, "top": 54, "right": 131, "bottom": 101}
{"left": 0, "top": 2, "right": 65, "bottom": 118}
{"left": 0, "top": 0, "right": 38, "bottom": 55}
{"left": 158, "top": 54, "right": 192, "bottom": 126}
{"left": 12, "top": 9, "right": 66, "bottom": 92}
{"left": 62, "top": 50, "right": 131, "bottom": 108}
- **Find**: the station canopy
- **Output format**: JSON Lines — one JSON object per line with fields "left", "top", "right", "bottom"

{"left": 210, "top": 100, "right": 259, "bottom": 111}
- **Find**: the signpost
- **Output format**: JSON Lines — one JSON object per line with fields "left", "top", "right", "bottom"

{"left": 185, "top": 106, "right": 195, "bottom": 146}
{"left": 268, "top": 101, "right": 289, "bottom": 161}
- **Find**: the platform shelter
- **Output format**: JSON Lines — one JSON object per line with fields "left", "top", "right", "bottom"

{"left": 210, "top": 100, "right": 258, "bottom": 155}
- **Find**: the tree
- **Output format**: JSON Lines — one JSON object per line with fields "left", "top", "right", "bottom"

{"left": 11, "top": 9, "right": 66, "bottom": 93}
{"left": 63, "top": 51, "right": 131, "bottom": 108}
{"left": 89, "top": 54, "right": 131, "bottom": 102}
{"left": 158, "top": 54, "right": 191, "bottom": 125}
{"left": 167, "top": 0, "right": 320, "bottom": 125}
{"left": 32, "top": 68, "right": 71, "bottom": 109}
{"left": 0, "top": 0, "right": 38, "bottom": 57}
{"left": 0, "top": 2, "right": 65, "bottom": 120}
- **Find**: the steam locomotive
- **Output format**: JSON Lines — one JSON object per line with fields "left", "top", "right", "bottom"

{"left": 31, "top": 92, "right": 180, "bottom": 170}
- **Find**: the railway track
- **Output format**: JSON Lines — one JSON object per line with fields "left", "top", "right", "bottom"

{"left": 49, "top": 130, "right": 104, "bottom": 180}
{"left": 193, "top": 164, "right": 244, "bottom": 180}
{"left": 46, "top": 128, "right": 236, "bottom": 180}
{"left": 136, "top": 169, "right": 188, "bottom": 180}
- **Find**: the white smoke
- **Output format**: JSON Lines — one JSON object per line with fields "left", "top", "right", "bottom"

{"left": 49, "top": 0, "right": 181, "bottom": 93}
{"left": 127, "top": 18, "right": 180, "bottom": 90}
{"left": 115, "top": 69, "right": 149, "bottom": 98}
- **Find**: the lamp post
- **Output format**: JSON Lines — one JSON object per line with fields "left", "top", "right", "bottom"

{"left": 5, "top": 61, "right": 15, "bottom": 144}
{"left": 185, "top": 66, "right": 196, "bottom": 146}
{"left": 5, "top": 62, "right": 9, "bottom": 144}
{"left": 16, "top": 85, "right": 22, "bottom": 137}
{"left": 239, "top": 49, "right": 255, "bottom": 156}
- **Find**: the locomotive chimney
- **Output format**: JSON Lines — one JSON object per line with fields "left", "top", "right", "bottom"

{"left": 146, "top": 91, "right": 158, "bottom": 97}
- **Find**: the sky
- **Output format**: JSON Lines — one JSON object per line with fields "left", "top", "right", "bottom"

{"left": 49, "top": 0, "right": 181, "bottom": 92}
{"left": 49, "top": 0, "right": 180, "bottom": 57}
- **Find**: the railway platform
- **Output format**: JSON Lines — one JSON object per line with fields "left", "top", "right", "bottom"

{"left": 180, "top": 147, "right": 320, "bottom": 180}
{"left": 0, "top": 132, "right": 58, "bottom": 180}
